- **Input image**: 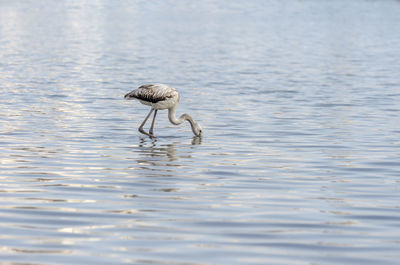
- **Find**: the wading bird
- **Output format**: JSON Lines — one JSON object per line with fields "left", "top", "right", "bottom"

{"left": 124, "top": 84, "right": 202, "bottom": 138}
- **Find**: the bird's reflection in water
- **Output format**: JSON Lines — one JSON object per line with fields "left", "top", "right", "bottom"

{"left": 133, "top": 136, "right": 202, "bottom": 177}
{"left": 138, "top": 138, "right": 178, "bottom": 162}
{"left": 191, "top": 136, "right": 202, "bottom": 145}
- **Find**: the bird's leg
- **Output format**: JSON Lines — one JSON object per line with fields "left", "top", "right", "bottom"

{"left": 149, "top": 109, "right": 158, "bottom": 136}
{"left": 138, "top": 108, "right": 155, "bottom": 138}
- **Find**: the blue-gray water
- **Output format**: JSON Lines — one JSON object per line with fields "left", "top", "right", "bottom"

{"left": 1, "top": 1, "right": 400, "bottom": 264}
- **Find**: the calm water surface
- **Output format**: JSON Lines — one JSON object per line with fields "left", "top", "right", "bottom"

{"left": 1, "top": 1, "right": 400, "bottom": 264}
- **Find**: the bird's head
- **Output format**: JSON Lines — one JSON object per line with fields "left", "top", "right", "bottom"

{"left": 192, "top": 122, "right": 202, "bottom": 137}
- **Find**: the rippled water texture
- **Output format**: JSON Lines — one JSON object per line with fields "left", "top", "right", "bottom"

{"left": 1, "top": 1, "right": 400, "bottom": 264}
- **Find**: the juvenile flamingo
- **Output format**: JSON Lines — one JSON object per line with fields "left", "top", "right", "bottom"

{"left": 124, "top": 84, "right": 202, "bottom": 138}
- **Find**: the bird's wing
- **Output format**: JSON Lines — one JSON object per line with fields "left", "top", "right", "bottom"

{"left": 126, "top": 84, "right": 177, "bottom": 103}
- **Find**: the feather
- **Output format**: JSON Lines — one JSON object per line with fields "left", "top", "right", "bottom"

{"left": 124, "top": 84, "right": 177, "bottom": 103}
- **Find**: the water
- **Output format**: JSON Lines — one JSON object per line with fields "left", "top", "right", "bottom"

{"left": 1, "top": 0, "right": 400, "bottom": 264}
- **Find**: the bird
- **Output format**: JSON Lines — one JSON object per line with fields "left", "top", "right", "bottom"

{"left": 124, "top": 84, "right": 202, "bottom": 138}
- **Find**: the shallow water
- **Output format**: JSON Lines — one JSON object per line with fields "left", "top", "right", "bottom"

{"left": 1, "top": 0, "right": 400, "bottom": 264}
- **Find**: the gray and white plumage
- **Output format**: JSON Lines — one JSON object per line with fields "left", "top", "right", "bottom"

{"left": 124, "top": 84, "right": 178, "bottom": 107}
{"left": 124, "top": 84, "right": 202, "bottom": 138}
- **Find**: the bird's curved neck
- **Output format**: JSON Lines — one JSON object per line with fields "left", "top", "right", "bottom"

{"left": 168, "top": 105, "right": 185, "bottom": 124}
{"left": 168, "top": 105, "right": 195, "bottom": 128}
